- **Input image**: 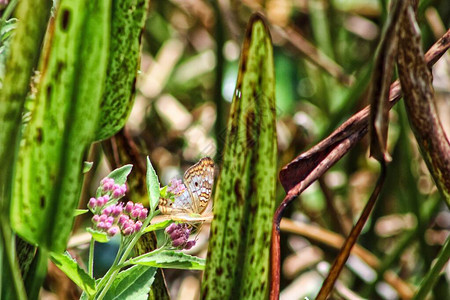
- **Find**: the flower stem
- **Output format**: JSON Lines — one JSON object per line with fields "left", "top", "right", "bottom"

{"left": 88, "top": 238, "right": 95, "bottom": 277}
{"left": 96, "top": 211, "right": 158, "bottom": 299}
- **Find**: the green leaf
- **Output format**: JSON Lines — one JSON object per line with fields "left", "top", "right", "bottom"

{"left": 202, "top": 13, "right": 277, "bottom": 299}
{"left": 94, "top": 0, "right": 149, "bottom": 141}
{"left": 107, "top": 164, "right": 133, "bottom": 186}
{"left": 159, "top": 185, "right": 168, "bottom": 198}
{"left": 143, "top": 220, "right": 172, "bottom": 233}
{"left": 103, "top": 265, "right": 157, "bottom": 300}
{"left": 146, "top": 157, "right": 160, "bottom": 212}
{"left": 50, "top": 252, "right": 96, "bottom": 296}
{"left": 130, "top": 250, "right": 205, "bottom": 270}
{"left": 10, "top": 0, "right": 111, "bottom": 252}
{"left": 87, "top": 228, "right": 110, "bottom": 243}
{"left": 83, "top": 161, "right": 93, "bottom": 173}
{"left": 74, "top": 209, "right": 89, "bottom": 217}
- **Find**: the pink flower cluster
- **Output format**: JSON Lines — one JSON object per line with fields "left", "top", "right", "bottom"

{"left": 88, "top": 176, "right": 148, "bottom": 237}
{"left": 88, "top": 178, "right": 127, "bottom": 211}
{"left": 100, "top": 177, "right": 127, "bottom": 198}
{"left": 167, "top": 178, "right": 186, "bottom": 195}
{"left": 91, "top": 201, "right": 148, "bottom": 237}
{"left": 165, "top": 223, "right": 195, "bottom": 250}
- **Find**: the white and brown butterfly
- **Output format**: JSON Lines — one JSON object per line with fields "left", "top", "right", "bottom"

{"left": 158, "top": 157, "right": 215, "bottom": 223}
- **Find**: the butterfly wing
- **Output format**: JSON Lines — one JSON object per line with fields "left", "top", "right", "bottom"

{"left": 183, "top": 157, "right": 215, "bottom": 214}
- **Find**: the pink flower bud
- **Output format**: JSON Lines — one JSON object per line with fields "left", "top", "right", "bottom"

{"left": 107, "top": 226, "right": 119, "bottom": 237}
{"left": 125, "top": 201, "right": 134, "bottom": 213}
{"left": 172, "top": 237, "right": 186, "bottom": 247}
{"left": 112, "top": 205, "right": 123, "bottom": 217}
{"left": 99, "top": 214, "right": 107, "bottom": 222}
{"left": 107, "top": 216, "right": 114, "bottom": 223}
{"left": 101, "top": 178, "right": 115, "bottom": 191}
{"left": 105, "top": 221, "right": 113, "bottom": 229}
{"left": 88, "top": 198, "right": 97, "bottom": 208}
{"left": 103, "top": 195, "right": 110, "bottom": 203}
{"left": 134, "top": 221, "right": 143, "bottom": 232}
{"left": 97, "top": 222, "right": 106, "bottom": 229}
{"left": 102, "top": 206, "right": 112, "bottom": 216}
{"left": 118, "top": 215, "right": 129, "bottom": 226}
{"left": 131, "top": 209, "right": 140, "bottom": 219}
{"left": 139, "top": 208, "right": 148, "bottom": 220}
{"left": 123, "top": 227, "right": 134, "bottom": 236}
{"left": 92, "top": 215, "right": 100, "bottom": 223}
{"left": 165, "top": 223, "right": 177, "bottom": 234}
{"left": 96, "top": 196, "right": 106, "bottom": 206}
{"left": 184, "top": 240, "right": 196, "bottom": 250}
{"left": 134, "top": 203, "right": 143, "bottom": 210}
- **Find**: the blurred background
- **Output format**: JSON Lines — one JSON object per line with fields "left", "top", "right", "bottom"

{"left": 55, "top": 0, "right": 449, "bottom": 299}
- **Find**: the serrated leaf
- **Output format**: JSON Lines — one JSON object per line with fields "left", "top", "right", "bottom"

{"left": 103, "top": 265, "right": 157, "bottom": 300}
{"left": 107, "top": 164, "right": 133, "bottom": 186}
{"left": 50, "top": 252, "right": 96, "bottom": 296}
{"left": 130, "top": 250, "right": 205, "bottom": 270}
{"left": 74, "top": 209, "right": 89, "bottom": 216}
{"left": 87, "top": 228, "right": 110, "bottom": 243}
{"left": 146, "top": 157, "right": 160, "bottom": 212}
{"left": 143, "top": 220, "right": 172, "bottom": 233}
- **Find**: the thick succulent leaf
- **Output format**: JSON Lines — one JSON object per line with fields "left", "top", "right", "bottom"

{"left": 202, "top": 13, "right": 277, "bottom": 299}
{"left": 94, "top": 0, "right": 149, "bottom": 141}
{"left": 11, "top": 0, "right": 110, "bottom": 252}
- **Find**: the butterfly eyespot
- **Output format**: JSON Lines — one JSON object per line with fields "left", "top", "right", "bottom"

{"left": 195, "top": 182, "right": 199, "bottom": 187}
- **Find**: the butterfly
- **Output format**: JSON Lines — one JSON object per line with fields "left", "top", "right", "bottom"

{"left": 158, "top": 157, "right": 215, "bottom": 224}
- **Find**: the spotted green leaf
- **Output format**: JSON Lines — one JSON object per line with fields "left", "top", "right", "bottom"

{"left": 11, "top": 0, "right": 110, "bottom": 252}
{"left": 202, "top": 13, "right": 277, "bottom": 299}
{"left": 94, "top": 0, "right": 149, "bottom": 141}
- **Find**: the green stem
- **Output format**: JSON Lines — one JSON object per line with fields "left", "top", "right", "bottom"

{"left": 95, "top": 237, "right": 125, "bottom": 292}
{"left": 96, "top": 211, "right": 158, "bottom": 299}
{"left": 412, "top": 236, "right": 450, "bottom": 300}
{"left": 1, "top": 0, "right": 19, "bottom": 23}
{"left": 25, "top": 248, "right": 49, "bottom": 300}
{"left": 0, "top": 218, "right": 27, "bottom": 300}
{"left": 119, "top": 243, "right": 168, "bottom": 268}
{"left": 88, "top": 238, "right": 95, "bottom": 277}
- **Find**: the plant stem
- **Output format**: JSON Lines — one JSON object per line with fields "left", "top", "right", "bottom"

{"left": 412, "top": 236, "right": 450, "bottom": 300}
{"left": 0, "top": 218, "right": 27, "bottom": 300}
{"left": 95, "top": 237, "right": 125, "bottom": 292}
{"left": 25, "top": 248, "right": 49, "bottom": 300}
{"left": 96, "top": 211, "right": 158, "bottom": 299}
{"left": 1, "top": 0, "right": 19, "bottom": 23}
{"left": 88, "top": 237, "right": 95, "bottom": 277}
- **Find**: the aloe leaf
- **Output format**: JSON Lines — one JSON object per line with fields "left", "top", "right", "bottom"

{"left": 202, "top": 13, "right": 277, "bottom": 299}
{"left": 11, "top": 0, "right": 111, "bottom": 252}
{"left": 94, "top": 0, "right": 149, "bottom": 141}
